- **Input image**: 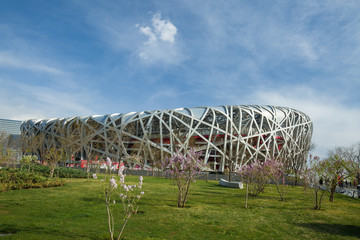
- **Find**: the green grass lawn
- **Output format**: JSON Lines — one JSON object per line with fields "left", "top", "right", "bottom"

{"left": 0, "top": 176, "right": 359, "bottom": 239}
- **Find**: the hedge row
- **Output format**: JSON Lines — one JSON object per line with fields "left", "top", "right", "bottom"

{"left": 0, "top": 170, "right": 64, "bottom": 192}
{"left": 30, "top": 165, "right": 88, "bottom": 178}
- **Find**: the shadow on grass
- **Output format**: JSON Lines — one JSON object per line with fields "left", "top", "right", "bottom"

{"left": 0, "top": 224, "right": 95, "bottom": 239}
{"left": 299, "top": 223, "right": 360, "bottom": 239}
{"left": 80, "top": 197, "right": 103, "bottom": 203}
{"left": 0, "top": 224, "right": 43, "bottom": 234}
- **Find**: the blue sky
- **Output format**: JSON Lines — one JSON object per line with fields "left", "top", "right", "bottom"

{"left": 1, "top": 0, "right": 360, "bottom": 158}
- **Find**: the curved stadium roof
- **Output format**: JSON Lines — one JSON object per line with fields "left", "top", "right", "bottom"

{"left": 21, "top": 105, "right": 313, "bottom": 171}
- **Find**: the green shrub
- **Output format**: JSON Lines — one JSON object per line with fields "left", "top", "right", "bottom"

{"left": 53, "top": 167, "right": 87, "bottom": 178}
{"left": 0, "top": 169, "right": 64, "bottom": 192}
{"left": 30, "top": 165, "right": 87, "bottom": 178}
{"left": 30, "top": 164, "right": 51, "bottom": 176}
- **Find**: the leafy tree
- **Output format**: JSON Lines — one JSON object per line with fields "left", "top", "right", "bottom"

{"left": 43, "top": 147, "right": 66, "bottom": 178}
{"left": 326, "top": 144, "right": 360, "bottom": 202}
{"left": 323, "top": 154, "right": 348, "bottom": 202}
{"left": 335, "top": 143, "right": 360, "bottom": 184}
{"left": 20, "top": 155, "right": 38, "bottom": 172}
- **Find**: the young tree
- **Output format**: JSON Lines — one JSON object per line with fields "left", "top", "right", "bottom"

{"left": 284, "top": 142, "right": 316, "bottom": 186}
{"left": 43, "top": 146, "right": 65, "bottom": 178}
{"left": 162, "top": 148, "right": 205, "bottom": 208}
{"left": 304, "top": 155, "right": 328, "bottom": 210}
{"left": 324, "top": 153, "right": 350, "bottom": 202}
{"left": 77, "top": 121, "right": 97, "bottom": 178}
{"left": 267, "top": 159, "right": 288, "bottom": 201}
{"left": 20, "top": 155, "right": 38, "bottom": 172}
{"left": 237, "top": 161, "right": 271, "bottom": 197}
{"left": 224, "top": 141, "right": 244, "bottom": 182}
{"left": 340, "top": 143, "right": 360, "bottom": 184}
{"left": 59, "top": 123, "right": 81, "bottom": 168}
{"left": 99, "top": 158, "right": 144, "bottom": 240}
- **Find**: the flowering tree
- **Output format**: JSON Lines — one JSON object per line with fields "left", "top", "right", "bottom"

{"left": 267, "top": 159, "right": 288, "bottom": 201}
{"left": 238, "top": 161, "right": 271, "bottom": 197}
{"left": 237, "top": 159, "right": 288, "bottom": 207}
{"left": 98, "top": 157, "right": 144, "bottom": 240}
{"left": 162, "top": 148, "right": 205, "bottom": 208}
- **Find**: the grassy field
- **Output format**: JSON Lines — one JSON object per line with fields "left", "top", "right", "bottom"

{"left": 0, "top": 176, "right": 359, "bottom": 240}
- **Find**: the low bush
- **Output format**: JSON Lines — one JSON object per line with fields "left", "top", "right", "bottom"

{"left": 0, "top": 169, "right": 64, "bottom": 192}
{"left": 31, "top": 165, "right": 87, "bottom": 178}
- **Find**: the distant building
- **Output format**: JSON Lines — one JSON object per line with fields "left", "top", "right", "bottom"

{"left": 0, "top": 119, "right": 22, "bottom": 136}
{"left": 21, "top": 105, "right": 313, "bottom": 172}
{"left": 0, "top": 119, "right": 23, "bottom": 163}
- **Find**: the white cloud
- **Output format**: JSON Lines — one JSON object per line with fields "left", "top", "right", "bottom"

{"left": 139, "top": 26, "right": 157, "bottom": 44}
{"left": 151, "top": 12, "right": 177, "bottom": 43}
{"left": 137, "top": 12, "right": 183, "bottom": 65}
{"left": 0, "top": 77, "right": 98, "bottom": 121}
{"left": 0, "top": 51, "right": 64, "bottom": 75}
{"left": 139, "top": 12, "right": 177, "bottom": 45}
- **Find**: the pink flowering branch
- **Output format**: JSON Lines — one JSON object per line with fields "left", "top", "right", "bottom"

{"left": 97, "top": 157, "right": 145, "bottom": 240}
{"left": 162, "top": 148, "right": 205, "bottom": 208}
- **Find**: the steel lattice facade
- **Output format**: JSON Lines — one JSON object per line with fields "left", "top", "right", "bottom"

{"left": 21, "top": 105, "right": 313, "bottom": 171}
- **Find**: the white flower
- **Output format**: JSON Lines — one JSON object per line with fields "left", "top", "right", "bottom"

{"left": 119, "top": 176, "right": 125, "bottom": 184}
{"left": 92, "top": 174, "right": 97, "bottom": 179}
{"left": 106, "top": 157, "right": 112, "bottom": 167}
{"left": 110, "top": 178, "right": 117, "bottom": 189}
{"left": 140, "top": 191, "right": 144, "bottom": 195}
{"left": 113, "top": 200, "right": 116, "bottom": 204}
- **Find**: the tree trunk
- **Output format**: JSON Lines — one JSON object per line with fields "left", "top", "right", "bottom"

{"left": 329, "top": 179, "right": 337, "bottom": 202}
{"left": 245, "top": 182, "right": 249, "bottom": 209}
{"left": 49, "top": 166, "right": 55, "bottom": 178}
{"left": 152, "top": 160, "right": 155, "bottom": 177}
{"left": 314, "top": 189, "right": 318, "bottom": 209}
